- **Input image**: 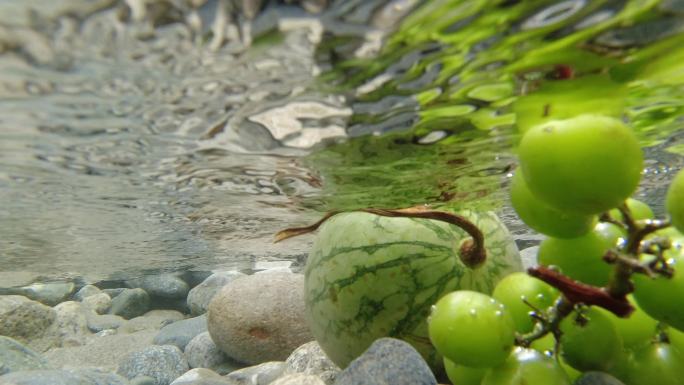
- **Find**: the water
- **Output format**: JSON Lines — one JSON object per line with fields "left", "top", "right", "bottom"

{"left": 1, "top": 0, "right": 683, "bottom": 287}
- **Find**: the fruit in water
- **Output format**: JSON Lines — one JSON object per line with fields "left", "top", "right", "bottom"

{"left": 304, "top": 211, "right": 522, "bottom": 369}
{"left": 667, "top": 169, "right": 684, "bottom": 233}
{"left": 538, "top": 226, "right": 619, "bottom": 286}
{"left": 510, "top": 171, "right": 596, "bottom": 238}
{"left": 633, "top": 253, "right": 684, "bottom": 332}
{"left": 623, "top": 343, "right": 684, "bottom": 385}
{"left": 609, "top": 198, "right": 654, "bottom": 222}
{"left": 518, "top": 115, "right": 643, "bottom": 215}
{"left": 444, "top": 357, "right": 487, "bottom": 385}
{"left": 481, "top": 347, "right": 571, "bottom": 385}
{"left": 492, "top": 272, "right": 558, "bottom": 333}
{"left": 429, "top": 290, "right": 516, "bottom": 368}
{"left": 559, "top": 307, "right": 624, "bottom": 372}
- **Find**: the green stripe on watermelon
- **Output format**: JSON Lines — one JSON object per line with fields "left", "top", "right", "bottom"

{"left": 304, "top": 210, "right": 522, "bottom": 371}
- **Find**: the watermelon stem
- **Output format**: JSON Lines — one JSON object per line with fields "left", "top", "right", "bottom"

{"left": 274, "top": 205, "right": 487, "bottom": 268}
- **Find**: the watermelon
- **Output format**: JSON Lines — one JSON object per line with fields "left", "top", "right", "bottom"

{"left": 304, "top": 210, "right": 522, "bottom": 370}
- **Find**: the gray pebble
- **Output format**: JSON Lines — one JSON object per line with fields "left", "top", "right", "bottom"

{"left": 117, "top": 345, "right": 190, "bottom": 385}
{"left": 110, "top": 288, "right": 150, "bottom": 320}
{"left": 153, "top": 315, "right": 207, "bottom": 351}
{"left": 130, "top": 376, "right": 158, "bottom": 385}
{"left": 74, "top": 285, "right": 102, "bottom": 301}
{"left": 87, "top": 313, "right": 125, "bottom": 333}
{"left": 186, "top": 272, "right": 245, "bottom": 316}
{"left": 14, "top": 282, "right": 75, "bottom": 306}
{"left": 184, "top": 332, "right": 228, "bottom": 371}
{"left": 126, "top": 274, "right": 189, "bottom": 300}
{"left": 225, "top": 361, "right": 287, "bottom": 385}
{"left": 82, "top": 293, "right": 112, "bottom": 314}
{"left": 0, "top": 336, "right": 49, "bottom": 375}
{"left": 333, "top": 338, "right": 437, "bottom": 385}
{"left": 285, "top": 341, "right": 339, "bottom": 385}
{"left": 270, "top": 373, "right": 325, "bottom": 385}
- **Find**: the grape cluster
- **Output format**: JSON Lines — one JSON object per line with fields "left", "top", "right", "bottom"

{"left": 427, "top": 115, "right": 684, "bottom": 384}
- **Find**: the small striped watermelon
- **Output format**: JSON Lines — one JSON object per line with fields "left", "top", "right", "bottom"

{"left": 304, "top": 210, "right": 522, "bottom": 370}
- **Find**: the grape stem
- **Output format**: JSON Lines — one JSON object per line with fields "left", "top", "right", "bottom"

{"left": 519, "top": 200, "right": 674, "bottom": 349}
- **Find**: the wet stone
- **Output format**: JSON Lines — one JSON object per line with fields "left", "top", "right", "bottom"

{"left": 126, "top": 274, "right": 190, "bottom": 300}
{"left": 109, "top": 288, "right": 151, "bottom": 320}
{"left": 0, "top": 295, "right": 56, "bottom": 344}
{"left": 225, "top": 361, "right": 287, "bottom": 385}
{"left": 333, "top": 338, "right": 437, "bottom": 385}
{"left": 116, "top": 345, "right": 190, "bottom": 385}
{"left": 186, "top": 272, "right": 246, "bottom": 316}
{"left": 0, "top": 336, "right": 50, "bottom": 375}
{"left": 153, "top": 315, "right": 208, "bottom": 351}
{"left": 0, "top": 368, "right": 128, "bottom": 385}
{"left": 74, "top": 285, "right": 102, "bottom": 301}
{"left": 285, "top": 341, "right": 340, "bottom": 385}
{"left": 270, "top": 373, "right": 326, "bottom": 385}
{"left": 169, "top": 368, "right": 222, "bottom": 385}
{"left": 184, "top": 332, "right": 236, "bottom": 373}
{"left": 14, "top": 282, "right": 76, "bottom": 306}
{"left": 87, "top": 313, "right": 125, "bottom": 332}
{"left": 82, "top": 292, "right": 112, "bottom": 314}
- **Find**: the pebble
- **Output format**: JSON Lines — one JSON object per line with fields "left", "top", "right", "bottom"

{"left": 333, "top": 338, "right": 437, "bottom": 385}
{"left": 74, "top": 285, "right": 102, "bottom": 301}
{"left": 0, "top": 336, "right": 50, "bottom": 375}
{"left": 82, "top": 293, "right": 112, "bottom": 314}
{"left": 103, "top": 288, "right": 126, "bottom": 299}
{"left": 87, "top": 313, "right": 125, "bottom": 333}
{"left": 109, "top": 288, "right": 151, "bottom": 320}
{"left": 574, "top": 371, "right": 626, "bottom": 385}
{"left": 270, "top": 373, "right": 326, "bottom": 385}
{"left": 153, "top": 315, "right": 208, "bottom": 351}
{"left": 0, "top": 368, "right": 128, "bottom": 385}
{"left": 116, "top": 345, "right": 190, "bottom": 385}
{"left": 207, "top": 273, "right": 313, "bottom": 364}
{"left": 285, "top": 341, "right": 340, "bottom": 385}
{"left": 44, "top": 301, "right": 91, "bottom": 348}
{"left": 0, "top": 295, "right": 56, "bottom": 345}
{"left": 169, "top": 368, "right": 221, "bottom": 385}
{"left": 131, "top": 376, "right": 158, "bottom": 385}
{"left": 186, "top": 272, "right": 246, "bottom": 316}
{"left": 184, "top": 332, "right": 235, "bottom": 373}
{"left": 120, "top": 310, "right": 186, "bottom": 334}
{"left": 225, "top": 361, "right": 287, "bottom": 385}
{"left": 127, "top": 274, "right": 190, "bottom": 300}
{"left": 14, "top": 282, "right": 76, "bottom": 306}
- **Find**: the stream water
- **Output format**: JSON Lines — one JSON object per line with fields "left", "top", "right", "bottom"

{"left": 1, "top": 0, "right": 683, "bottom": 287}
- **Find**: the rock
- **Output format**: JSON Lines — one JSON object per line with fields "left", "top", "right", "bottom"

{"left": 185, "top": 332, "right": 238, "bottom": 373}
{"left": 131, "top": 376, "right": 158, "bottom": 385}
{"left": 82, "top": 293, "right": 112, "bottom": 314}
{"left": 520, "top": 246, "right": 539, "bottom": 270}
{"left": 169, "top": 368, "right": 221, "bottom": 385}
{"left": 15, "top": 282, "right": 75, "bottom": 306}
{"left": 187, "top": 272, "right": 245, "bottom": 316}
{"left": 270, "top": 373, "right": 326, "bottom": 385}
{"left": 225, "top": 361, "right": 287, "bottom": 385}
{"left": 179, "top": 271, "right": 214, "bottom": 289}
{"left": 153, "top": 315, "right": 208, "bottom": 351}
{"left": 0, "top": 368, "right": 128, "bottom": 385}
{"left": 87, "top": 313, "right": 125, "bottom": 333}
{"left": 45, "top": 301, "right": 91, "bottom": 348}
{"left": 117, "top": 345, "right": 190, "bottom": 385}
{"left": 285, "top": 341, "right": 339, "bottom": 384}
{"left": 0, "top": 295, "right": 56, "bottom": 344}
{"left": 333, "top": 338, "right": 437, "bottom": 385}
{"left": 110, "top": 288, "right": 150, "bottom": 320}
{"left": 103, "top": 288, "right": 125, "bottom": 299}
{"left": 74, "top": 285, "right": 102, "bottom": 301}
{"left": 127, "top": 274, "right": 189, "bottom": 300}
{"left": 0, "top": 336, "right": 49, "bottom": 375}
{"left": 207, "top": 273, "right": 313, "bottom": 364}
{"left": 120, "top": 310, "right": 186, "bottom": 334}
{"left": 44, "top": 329, "right": 156, "bottom": 371}
{"left": 574, "top": 372, "right": 626, "bottom": 385}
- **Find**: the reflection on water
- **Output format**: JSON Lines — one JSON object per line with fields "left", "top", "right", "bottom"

{"left": 1, "top": 0, "right": 683, "bottom": 286}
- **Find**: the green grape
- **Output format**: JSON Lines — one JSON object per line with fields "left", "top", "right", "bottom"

{"left": 481, "top": 347, "right": 571, "bottom": 385}
{"left": 558, "top": 357, "right": 582, "bottom": 383}
{"left": 529, "top": 333, "right": 555, "bottom": 353}
{"left": 633, "top": 253, "right": 684, "bottom": 332}
{"left": 623, "top": 343, "right": 684, "bottom": 385}
{"left": 667, "top": 327, "right": 684, "bottom": 352}
{"left": 492, "top": 272, "right": 558, "bottom": 333}
{"left": 608, "top": 198, "right": 654, "bottom": 222}
{"left": 538, "top": 226, "right": 619, "bottom": 286}
{"left": 560, "top": 307, "right": 624, "bottom": 372}
{"left": 510, "top": 171, "right": 597, "bottom": 238}
{"left": 444, "top": 357, "right": 488, "bottom": 385}
{"left": 599, "top": 296, "right": 659, "bottom": 350}
{"left": 518, "top": 114, "right": 643, "bottom": 215}
{"left": 594, "top": 222, "right": 626, "bottom": 246}
{"left": 428, "top": 291, "right": 516, "bottom": 368}
{"left": 666, "top": 169, "right": 684, "bottom": 234}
